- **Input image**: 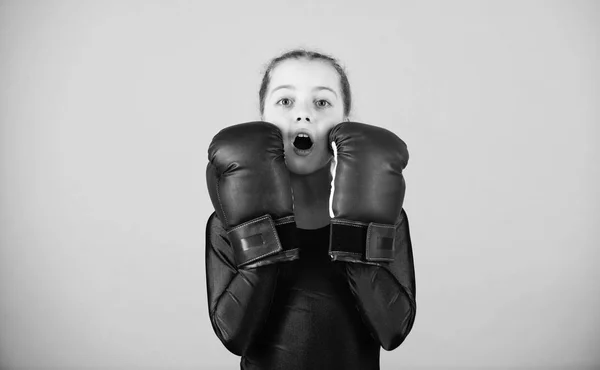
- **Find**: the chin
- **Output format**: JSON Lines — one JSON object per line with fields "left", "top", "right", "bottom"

{"left": 285, "top": 160, "right": 317, "bottom": 175}
{"left": 285, "top": 154, "right": 330, "bottom": 176}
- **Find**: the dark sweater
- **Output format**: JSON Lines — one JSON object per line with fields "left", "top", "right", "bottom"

{"left": 205, "top": 211, "right": 416, "bottom": 370}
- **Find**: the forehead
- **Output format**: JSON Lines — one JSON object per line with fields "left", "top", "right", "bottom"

{"left": 268, "top": 58, "right": 341, "bottom": 93}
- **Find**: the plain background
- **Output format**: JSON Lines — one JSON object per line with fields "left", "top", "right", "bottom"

{"left": 1, "top": 1, "right": 598, "bottom": 369}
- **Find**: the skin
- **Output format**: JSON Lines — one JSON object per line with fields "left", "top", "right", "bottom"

{"left": 261, "top": 58, "right": 347, "bottom": 229}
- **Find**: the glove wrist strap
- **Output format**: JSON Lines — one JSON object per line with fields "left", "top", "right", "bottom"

{"left": 228, "top": 214, "right": 297, "bottom": 268}
{"left": 329, "top": 219, "right": 396, "bottom": 262}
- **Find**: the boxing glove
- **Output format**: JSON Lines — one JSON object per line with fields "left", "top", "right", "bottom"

{"left": 328, "top": 122, "right": 409, "bottom": 263}
{"left": 207, "top": 121, "right": 299, "bottom": 268}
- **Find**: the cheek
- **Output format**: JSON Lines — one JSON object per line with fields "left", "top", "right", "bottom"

{"left": 262, "top": 109, "right": 287, "bottom": 131}
{"left": 316, "top": 121, "right": 341, "bottom": 144}
{"left": 272, "top": 123, "right": 289, "bottom": 143}
{"left": 322, "top": 102, "right": 345, "bottom": 123}
{"left": 262, "top": 105, "right": 286, "bottom": 125}
{"left": 266, "top": 120, "right": 290, "bottom": 144}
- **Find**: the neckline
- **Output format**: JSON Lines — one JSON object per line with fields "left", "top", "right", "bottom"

{"left": 297, "top": 224, "right": 330, "bottom": 233}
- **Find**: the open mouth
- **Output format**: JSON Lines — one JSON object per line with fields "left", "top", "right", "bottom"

{"left": 293, "top": 133, "right": 313, "bottom": 151}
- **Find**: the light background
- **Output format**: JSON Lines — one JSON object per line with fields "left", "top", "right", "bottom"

{"left": 1, "top": 1, "right": 598, "bottom": 369}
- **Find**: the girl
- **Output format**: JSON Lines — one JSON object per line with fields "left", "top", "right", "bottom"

{"left": 206, "top": 49, "right": 416, "bottom": 370}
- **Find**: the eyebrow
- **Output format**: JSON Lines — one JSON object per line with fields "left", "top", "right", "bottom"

{"left": 270, "top": 85, "right": 338, "bottom": 98}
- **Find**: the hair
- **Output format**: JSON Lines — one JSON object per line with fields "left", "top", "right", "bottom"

{"left": 259, "top": 49, "right": 352, "bottom": 118}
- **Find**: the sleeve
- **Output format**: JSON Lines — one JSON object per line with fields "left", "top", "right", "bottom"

{"left": 205, "top": 212, "right": 280, "bottom": 356}
{"left": 336, "top": 208, "right": 417, "bottom": 351}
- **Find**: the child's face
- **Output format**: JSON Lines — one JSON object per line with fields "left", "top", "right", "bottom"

{"left": 262, "top": 58, "right": 345, "bottom": 175}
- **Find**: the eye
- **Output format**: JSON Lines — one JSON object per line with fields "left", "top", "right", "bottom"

{"left": 277, "top": 98, "right": 293, "bottom": 107}
{"left": 315, "top": 99, "right": 331, "bottom": 108}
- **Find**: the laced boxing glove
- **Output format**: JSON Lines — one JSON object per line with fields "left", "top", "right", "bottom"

{"left": 328, "top": 122, "right": 409, "bottom": 263}
{"left": 207, "top": 121, "right": 299, "bottom": 268}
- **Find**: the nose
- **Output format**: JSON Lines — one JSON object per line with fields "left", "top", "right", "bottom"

{"left": 294, "top": 103, "right": 312, "bottom": 123}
